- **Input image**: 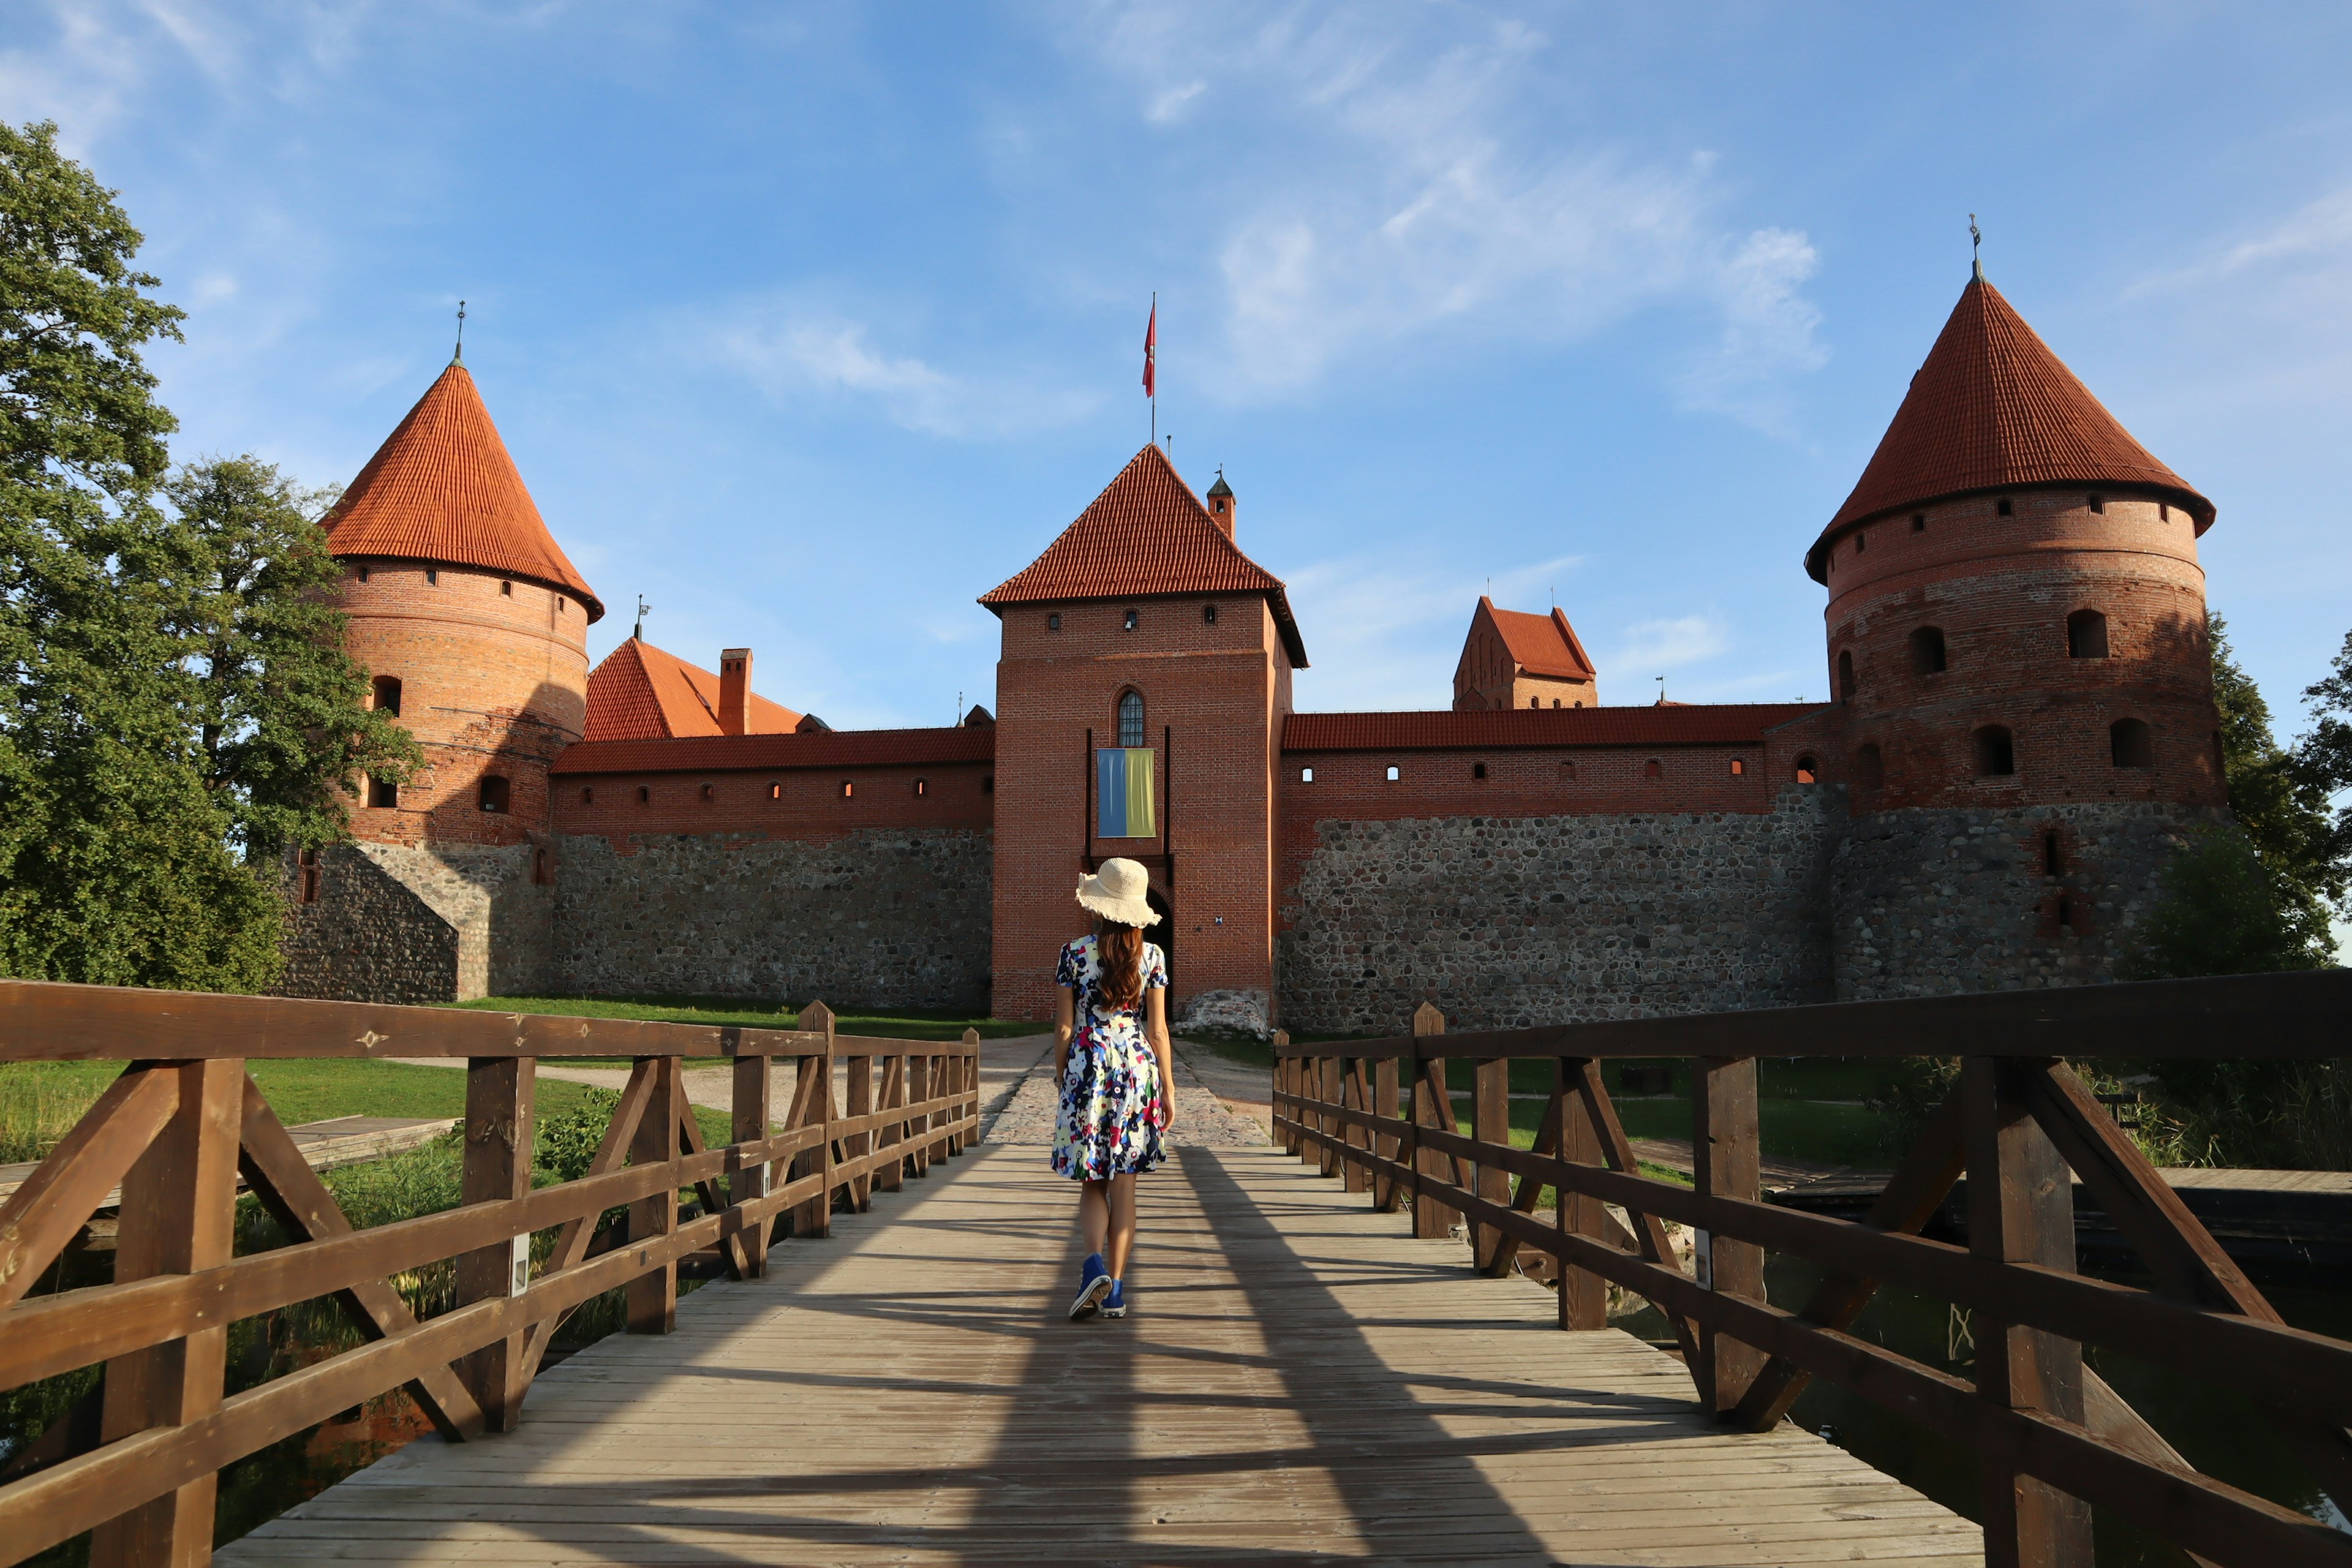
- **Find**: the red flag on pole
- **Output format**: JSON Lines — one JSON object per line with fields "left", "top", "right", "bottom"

{"left": 1142, "top": 300, "right": 1156, "bottom": 399}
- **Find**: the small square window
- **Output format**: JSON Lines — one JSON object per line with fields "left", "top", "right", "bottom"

{"left": 1385, "top": 766, "right": 1400, "bottom": 782}
{"left": 1300, "top": 767, "right": 1314, "bottom": 783}
{"left": 1997, "top": 497, "right": 2014, "bottom": 517}
{"left": 1472, "top": 762, "right": 1487, "bottom": 779}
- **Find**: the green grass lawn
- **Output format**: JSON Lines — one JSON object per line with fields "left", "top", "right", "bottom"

{"left": 450, "top": 993, "right": 1041, "bottom": 1041}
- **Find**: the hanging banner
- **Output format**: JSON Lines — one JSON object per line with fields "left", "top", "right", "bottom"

{"left": 1095, "top": 747, "right": 1156, "bottom": 838}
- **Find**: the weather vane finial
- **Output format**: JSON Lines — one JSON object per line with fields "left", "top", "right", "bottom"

{"left": 454, "top": 299, "right": 467, "bottom": 361}
{"left": 633, "top": 595, "right": 650, "bottom": 641}
{"left": 1969, "top": 214, "right": 1983, "bottom": 281}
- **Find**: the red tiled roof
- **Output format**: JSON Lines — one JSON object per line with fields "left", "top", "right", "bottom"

{"left": 1483, "top": 599, "right": 1596, "bottom": 680}
{"left": 584, "top": 639, "right": 804, "bottom": 742}
{"left": 979, "top": 445, "right": 1309, "bottom": 666}
{"left": 1809, "top": 274, "right": 2211, "bottom": 581}
{"left": 552, "top": 726, "right": 995, "bottom": 777}
{"left": 1283, "top": 704, "right": 1822, "bottom": 752}
{"left": 324, "top": 363, "right": 603, "bottom": 619}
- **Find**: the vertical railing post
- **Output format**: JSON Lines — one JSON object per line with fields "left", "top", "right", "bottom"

{"left": 731, "top": 1034, "right": 771, "bottom": 1276}
{"left": 89, "top": 1058, "right": 242, "bottom": 1568}
{"left": 1694, "top": 1055, "right": 1763, "bottom": 1413}
{"left": 790, "top": 1002, "right": 837, "bottom": 1236}
{"left": 1411, "top": 1003, "right": 1448, "bottom": 1239}
{"left": 1966, "top": 1055, "right": 2094, "bottom": 1568}
{"left": 1341, "top": 1057, "right": 1371, "bottom": 1193}
{"left": 1557, "top": 1057, "right": 1608, "bottom": 1330}
{"left": 1373, "top": 1053, "right": 1401, "bottom": 1212}
{"left": 1471, "top": 1055, "right": 1511, "bottom": 1270}
{"left": 957, "top": 1027, "right": 981, "bottom": 1153}
{"left": 880, "top": 1048, "right": 903, "bottom": 1194}
{"left": 458, "top": 1055, "right": 535, "bottom": 1428}
{"left": 908, "top": 1050, "right": 932, "bottom": 1178}
{"left": 1318, "top": 1054, "right": 1343, "bottom": 1177}
{"left": 627, "top": 1056, "right": 680, "bottom": 1334}
{"left": 846, "top": 1046, "right": 873, "bottom": 1212}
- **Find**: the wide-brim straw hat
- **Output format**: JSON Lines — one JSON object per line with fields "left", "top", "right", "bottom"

{"left": 1076, "top": 858, "right": 1159, "bottom": 927}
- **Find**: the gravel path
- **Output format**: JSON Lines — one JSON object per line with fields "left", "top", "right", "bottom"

{"left": 984, "top": 1039, "right": 1268, "bottom": 1148}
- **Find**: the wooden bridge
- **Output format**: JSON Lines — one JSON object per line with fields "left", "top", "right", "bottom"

{"left": 1, "top": 975, "right": 2350, "bottom": 1567}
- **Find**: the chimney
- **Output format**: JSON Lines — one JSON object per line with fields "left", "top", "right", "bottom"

{"left": 718, "top": 648, "right": 752, "bottom": 736}
{"left": 1205, "top": 468, "right": 1235, "bottom": 540}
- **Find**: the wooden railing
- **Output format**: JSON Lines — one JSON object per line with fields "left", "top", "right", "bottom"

{"left": 1273, "top": 970, "right": 2352, "bottom": 1568}
{"left": 0, "top": 981, "right": 982, "bottom": 1566}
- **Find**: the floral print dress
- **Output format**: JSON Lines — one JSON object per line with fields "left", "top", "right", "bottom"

{"left": 1052, "top": 933, "right": 1169, "bottom": 1180}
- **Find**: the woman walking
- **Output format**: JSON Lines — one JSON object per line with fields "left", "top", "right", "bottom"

{"left": 1054, "top": 857, "right": 1175, "bottom": 1321}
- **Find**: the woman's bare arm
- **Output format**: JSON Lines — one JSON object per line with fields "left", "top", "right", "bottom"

{"left": 1053, "top": 987, "right": 1074, "bottom": 1080}
{"left": 1147, "top": 988, "right": 1174, "bottom": 1129}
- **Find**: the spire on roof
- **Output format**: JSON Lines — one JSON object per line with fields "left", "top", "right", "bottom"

{"left": 454, "top": 298, "right": 466, "bottom": 363}
{"left": 1807, "top": 274, "right": 2211, "bottom": 582}
{"left": 324, "top": 362, "right": 603, "bottom": 619}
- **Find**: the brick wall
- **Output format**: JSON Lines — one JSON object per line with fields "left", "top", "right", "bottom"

{"left": 1828, "top": 801, "right": 2220, "bottom": 998}
{"left": 990, "top": 594, "right": 1291, "bottom": 1021}
{"left": 337, "top": 560, "right": 589, "bottom": 849}
{"left": 551, "top": 827, "right": 993, "bottom": 1008}
{"left": 1819, "top": 489, "right": 2223, "bottom": 812}
{"left": 276, "top": 840, "right": 548, "bottom": 1002}
{"left": 1277, "top": 786, "right": 1841, "bottom": 1033}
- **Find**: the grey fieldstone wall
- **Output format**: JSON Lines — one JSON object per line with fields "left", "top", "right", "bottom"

{"left": 553, "top": 828, "right": 992, "bottom": 1009}
{"left": 1829, "top": 801, "right": 2220, "bottom": 999}
{"left": 276, "top": 841, "right": 549, "bottom": 1005}
{"left": 1278, "top": 789, "right": 1842, "bottom": 1033}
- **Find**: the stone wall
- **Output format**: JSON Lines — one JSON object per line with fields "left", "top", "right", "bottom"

{"left": 1277, "top": 788, "right": 1842, "bottom": 1033}
{"left": 1828, "top": 801, "right": 2219, "bottom": 998}
{"left": 276, "top": 841, "right": 549, "bottom": 1004}
{"left": 553, "top": 827, "right": 992, "bottom": 1009}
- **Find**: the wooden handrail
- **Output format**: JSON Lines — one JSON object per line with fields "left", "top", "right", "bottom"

{"left": 0, "top": 991, "right": 987, "bottom": 1567}
{"left": 1274, "top": 976, "right": 2352, "bottom": 1568}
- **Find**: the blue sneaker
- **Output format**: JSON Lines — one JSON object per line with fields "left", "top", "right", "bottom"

{"left": 1101, "top": 1279, "right": 1128, "bottom": 1319}
{"left": 1068, "top": 1253, "right": 1111, "bottom": 1321}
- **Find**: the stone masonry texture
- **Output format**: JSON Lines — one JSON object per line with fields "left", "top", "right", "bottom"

{"left": 1828, "top": 801, "right": 2223, "bottom": 998}
{"left": 554, "top": 827, "right": 992, "bottom": 1009}
{"left": 1278, "top": 789, "right": 1841, "bottom": 1034}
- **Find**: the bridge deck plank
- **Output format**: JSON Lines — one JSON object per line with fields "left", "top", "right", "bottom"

{"left": 217, "top": 1145, "right": 1980, "bottom": 1566}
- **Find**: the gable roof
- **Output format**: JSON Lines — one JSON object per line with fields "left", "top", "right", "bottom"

{"left": 583, "top": 638, "right": 804, "bottom": 742}
{"left": 324, "top": 362, "right": 603, "bottom": 617}
{"left": 1479, "top": 598, "right": 1596, "bottom": 680}
{"left": 1809, "top": 273, "right": 2211, "bottom": 582}
{"left": 1284, "top": 704, "right": 1822, "bottom": 752}
{"left": 979, "top": 445, "right": 1308, "bottom": 666}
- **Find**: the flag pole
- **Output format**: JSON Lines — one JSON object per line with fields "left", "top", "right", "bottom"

{"left": 1150, "top": 292, "right": 1157, "bottom": 447}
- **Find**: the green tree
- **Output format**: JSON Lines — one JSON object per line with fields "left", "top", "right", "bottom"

{"left": 165, "top": 456, "right": 417, "bottom": 861}
{"left": 2294, "top": 628, "right": 2352, "bottom": 908}
{"left": 0, "top": 120, "right": 279, "bottom": 990}
{"left": 2211, "top": 614, "right": 2343, "bottom": 917}
{"left": 2126, "top": 827, "right": 2332, "bottom": 980}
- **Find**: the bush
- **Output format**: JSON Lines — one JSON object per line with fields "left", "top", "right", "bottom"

{"left": 534, "top": 1087, "right": 620, "bottom": 1185}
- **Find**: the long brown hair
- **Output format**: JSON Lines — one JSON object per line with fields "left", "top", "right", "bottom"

{"left": 1093, "top": 918, "right": 1147, "bottom": 1011}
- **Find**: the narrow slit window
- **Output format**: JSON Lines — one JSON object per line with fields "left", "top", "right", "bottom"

{"left": 1202, "top": 603, "right": 1218, "bottom": 624}
{"left": 580, "top": 786, "right": 594, "bottom": 805}
{"left": 983, "top": 775, "right": 994, "bottom": 793}
{"left": 298, "top": 848, "right": 320, "bottom": 905}
{"left": 914, "top": 778, "right": 927, "bottom": 796}
{"left": 1855, "top": 531, "right": 1867, "bottom": 553}
{"left": 1838, "top": 649, "right": 1856, "bottom": 701}
{"left": 500, "top": 580, "right": 513, "bottom": 597}
{"left": 841, "top": 780, "right": 854, "bottom": 798}
{"left": 636, "top": 785, "right": 650, "bottom": 804}
{"left": 769, "top": 782, "right": 782, "bottom": 801}
{"left": 533, "top": 847, "right": 551, "bottom": 885}
{"left": 2043, "top": 831, "right": 2061, "bottom": 875}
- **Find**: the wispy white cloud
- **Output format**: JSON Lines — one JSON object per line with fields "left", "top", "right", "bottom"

{"left": 1072, "top": 3, "right": 1828, "bottom": 423}
{"left": 1286, "top": 548, "right": 1582, "bottom": 710}
{"left": 1599, "top": 613, "right": 1732, "bottom": 696}
{"left": 717, "top": 307, "right": 1099, "bottom": 440}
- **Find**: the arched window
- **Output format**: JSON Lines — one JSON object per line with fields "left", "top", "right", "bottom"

{"left": 1838, "top": 650, "right": 1856, "bottom": 701}
{"left": 1118, "top": 690, "right": 1145, "bottom": 747}
{"left": 2111, "top": 718, "right": 2154, "bottom": 768}
{"left": 1729, "top": 758, "right": 1746, "bottom": 776}
{"left": 1854, "top": 743, "right": 1884, "bottom": 792}
{"left": 1794, "top": 755, "right": 1818, "bottom": 784}
{"left": 371, "top": 675, "right": 402, "bottom": 716}
{"left": 1529, "top": 696, "right": 1540, "bottom": 709}
{"left": 1973, "top": 726, "right": 2016, "bottom": 777}
{"left": 479, "top": 775, "right": 511, "bottom": 813}
{"left": 1910, "top": 626, "right": 1947, "bottom": 674}
{"left": 769, "top": 782, "right": 782, "bottom": 801}
{"left": 2068, "top": 609, "right": 2109, "bottom": 659}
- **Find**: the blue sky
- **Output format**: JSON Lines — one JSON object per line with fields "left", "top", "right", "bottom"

{"left": 9, "top": 2, "right": 2351, "bottom": 734}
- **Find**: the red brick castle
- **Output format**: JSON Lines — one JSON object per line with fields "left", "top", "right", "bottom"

{"left": 281, "top": 269, "right": 2226, "bottom": 1029}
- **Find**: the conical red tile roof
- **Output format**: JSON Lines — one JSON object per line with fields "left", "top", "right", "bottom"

{"left": 980, "top": 445, "right": 1307, "bottom": 665}
{"left": 325, "top": 362, "right": 603, "bottom": 619}
{"left": 1807, "top": 274, "right": 2211, "bottom": 582}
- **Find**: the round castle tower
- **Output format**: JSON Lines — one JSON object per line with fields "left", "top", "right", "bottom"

{"left": 278, "top": 358, "right": 602, "bottom": 1003}
{"left": 1812, "top": 268, "right": 2226, "bottom": 997}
